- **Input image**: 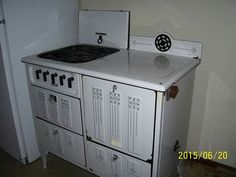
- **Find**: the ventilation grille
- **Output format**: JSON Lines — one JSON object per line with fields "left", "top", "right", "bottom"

{"left": 155, "top": 33, "right": 172, "bottom": 52}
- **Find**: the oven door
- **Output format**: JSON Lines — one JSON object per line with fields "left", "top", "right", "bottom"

{"left": 31, "top": 86, "right": 83, "bottom": 135}
{"left": 83, "top": 76, "right": 156, "bottom": 161}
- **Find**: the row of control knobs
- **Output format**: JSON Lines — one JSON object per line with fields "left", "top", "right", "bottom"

{"left": 35, "top": 69, "right": 74, "bottom": 88}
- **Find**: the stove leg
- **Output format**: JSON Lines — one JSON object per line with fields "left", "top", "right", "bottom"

{"left": 41, "top": 149, "right": 48, "bottom": 169}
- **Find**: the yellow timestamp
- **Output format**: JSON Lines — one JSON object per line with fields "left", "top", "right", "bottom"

{"left": 178, "top": 151, "right": 228, "bottom": 160}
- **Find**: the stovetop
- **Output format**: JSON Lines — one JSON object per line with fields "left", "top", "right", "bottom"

{"left": 38, "top": 44, "right": 120, "bottom": 63}
{"left": 23, "top": 35, "right": 201, "bottom": 91}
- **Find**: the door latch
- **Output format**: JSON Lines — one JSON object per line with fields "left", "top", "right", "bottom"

{"left": 112, "top": 154, "right": 118, "bottom": 161}
{"left": 53, "top": 130, "right": 58, "bottom": 136}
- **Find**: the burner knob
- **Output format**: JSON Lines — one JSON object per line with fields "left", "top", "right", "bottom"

{"left": 35, "top": 69, "right": 42, "bottom": 79}
{"left": 67, "top": 76, "right": 74, "bottom": 88}
{"left": 51, "top": 73, "right": 58, "bottom": 85}
{"left": 43, "top": 71, "right": 49, "bottom": 81}
{"left": 59, "top": 75, "right": 66, "bottom": 86}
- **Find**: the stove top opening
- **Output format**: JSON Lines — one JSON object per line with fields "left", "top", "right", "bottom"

{"left": 38, "top": 44, "right": 120, "bottom": 63}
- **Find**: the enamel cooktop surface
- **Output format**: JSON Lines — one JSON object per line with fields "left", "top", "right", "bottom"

{"left": 22, "top": 49, "right": 200, "bottom": 91}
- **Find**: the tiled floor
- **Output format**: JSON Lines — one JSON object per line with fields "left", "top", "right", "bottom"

{"left": 0, "top": 149, "right": 235, "bottom": 177}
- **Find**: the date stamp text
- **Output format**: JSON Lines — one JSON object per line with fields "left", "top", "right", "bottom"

{"left": 178, "top": 151, "right": 228, "bottom": 160}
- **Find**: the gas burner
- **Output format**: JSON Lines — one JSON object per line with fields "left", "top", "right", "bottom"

{"left": 38, "top": 45, "right": 120, "bottom": 63}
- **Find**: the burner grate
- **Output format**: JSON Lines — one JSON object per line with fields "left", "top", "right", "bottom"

{"left": 38, "top": 45, "right": 120, "bottom": 63}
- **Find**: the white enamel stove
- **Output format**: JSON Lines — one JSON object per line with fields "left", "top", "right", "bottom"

{"left": 22, "top": 10, "right": 202, "bottom": 177}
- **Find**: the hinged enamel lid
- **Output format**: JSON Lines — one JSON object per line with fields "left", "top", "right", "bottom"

{"left": 79, "top": 10, "right": 130, "bottom": 49}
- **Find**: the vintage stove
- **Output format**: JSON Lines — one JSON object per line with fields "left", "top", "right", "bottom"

{"left": 22, "top": 10, "right": 202, "bottom": 177}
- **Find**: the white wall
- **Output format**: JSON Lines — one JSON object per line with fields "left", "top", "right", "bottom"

{"left": 79, "top": 0, "right": 236, "bottom": 167}
{"left": 2, "top": 0, "right": 79, "bottom": 162}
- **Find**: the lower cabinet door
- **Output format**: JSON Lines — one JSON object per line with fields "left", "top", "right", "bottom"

{"left": 36, "top": 119, "right": 85, "bottom": 166}
{"left": 87, "top": 141, "right": 151, "bottom": 177}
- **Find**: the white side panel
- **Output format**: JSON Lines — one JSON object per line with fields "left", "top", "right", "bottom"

{"left": 79, "top": 10, "right": 129, "bottom": 49}
{"left": 158, "top": 70, "right": 195, "bottom": 177}
{"left": 83, "top": 76, "right": 156, "bottom": 161}
{"left": 87, "top": 141, "right": 151, "bottom": 177}
{"left": 151, "top": 92, "right": 163, "bottom": 177}
{"left": 2, "top": 0, "right": 79, "bottom": 162}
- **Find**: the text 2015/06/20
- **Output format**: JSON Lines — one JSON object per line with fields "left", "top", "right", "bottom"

{"left": 178, "top": 151, "right": 228, "bottom": 160}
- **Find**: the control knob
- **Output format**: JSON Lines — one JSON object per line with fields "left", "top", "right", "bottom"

{"left": 59, "top": 75, "right": 66, "bottom": 86}
{"left": 43, "top": 71, "right": 49, "bottom": 81}
{"left": 67, "top": 76, "right": 74, "bottom": 88}
{"left": 51, "top": 73, "right": 58, "bottom": 85}
{"left": 35, "top": 69, "right": 42, "bottom": 79}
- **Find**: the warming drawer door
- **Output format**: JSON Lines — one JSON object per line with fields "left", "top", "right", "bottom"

{"left": 31, "top": 86, "right": 83, "bottom": 135}
{"left": 83, "top": 76, "right": 156, "bottom": 161}
{"left": 87, "top": 141, "right": 151, "bottom": 177}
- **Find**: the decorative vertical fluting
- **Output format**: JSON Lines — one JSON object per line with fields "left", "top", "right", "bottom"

{"left": 92, "top": 88, "right": 105, "bottom": 142}
{"left": 109, "top": 92, "right": 121, "bottom": 148}
{"left": 60, "top": 98, "right": 72, "bottom": 128}
{"left": 128, "top": 97, "right": 141, "bottom": 155}
{"left": 37, "top": 91, "right": 47, "bottom": 118}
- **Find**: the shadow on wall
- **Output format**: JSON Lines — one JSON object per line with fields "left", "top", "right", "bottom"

{"left": 200, "top": 72, "right": 236, "bottom": 168}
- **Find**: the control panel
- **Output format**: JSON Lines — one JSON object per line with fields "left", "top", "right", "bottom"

{"left": 27, "top": 64, "right": 81, "bottom": 98}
